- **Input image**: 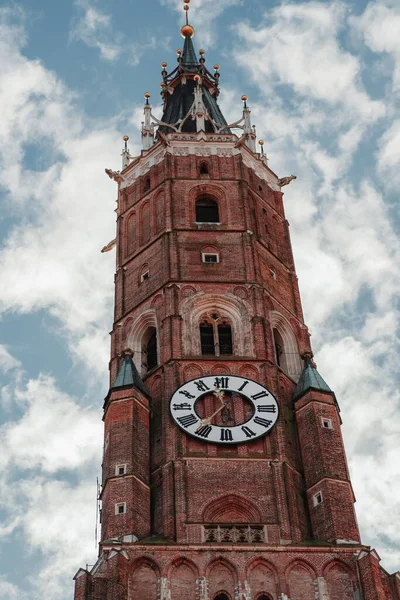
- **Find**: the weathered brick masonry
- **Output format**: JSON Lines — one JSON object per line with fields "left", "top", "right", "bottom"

{"left": 74, "top": 8, "right": 399, "bottom": 599}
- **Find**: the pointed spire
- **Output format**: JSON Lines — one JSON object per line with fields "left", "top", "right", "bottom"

{"left": 293, "top": 353, "right": 333, "bottom": 401}
{"left": 182, "top": 34, "right": 198, "bottom": 67}
{"left": 110, "top": 350, "right": 149, "bottom": 398}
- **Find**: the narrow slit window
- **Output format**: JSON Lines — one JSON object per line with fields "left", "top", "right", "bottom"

{"left": 116, "top": 464, "right": 127, "bottom": 476}
{"left": 141, "top": 270, "right": 149, "bottom": 282}
{"left": 322, "top": 417, "right": 333, "bottom": 430}
{"left": 144, "top": 177, "right": 150, "bottom": 192}
{"left": 196, "top": 198, "right": 219, "bottom": 223}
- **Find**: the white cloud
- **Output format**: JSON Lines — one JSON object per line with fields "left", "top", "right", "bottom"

{"left": 377, "top": 119, "right": 400, "bottom": 189}
{"left": 0, "top": 345, "right": 21, "bottom": 373}
{"left": 0, "top": 375, "right": 102, "bottom": 473}
{"left": 70, "top": 0, "right": 160, "bottom": 65}
{"left": 235, "top": 1, "right": 384, "bottom": 120}
{"left": 70, "top": 0, "right": 122, "bottom": 60}
{"left": 352, "top": 0, "right": 400, "bottom": 90}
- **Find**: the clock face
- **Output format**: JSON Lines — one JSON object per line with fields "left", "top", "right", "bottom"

{"left": 169, "top": 375, "right": 279, "bottom": 444}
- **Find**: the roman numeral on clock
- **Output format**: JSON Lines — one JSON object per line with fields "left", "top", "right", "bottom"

{"left": 254, "top": 417, "right": 273, "bottom": 428}
{"left": 173, "top": 403, "right": 192, "bottom": 411}
{"left": 251, "top": 391, "right": 269, "bottom": 401}
{"left": 241, "top": 426, "right": 256, "bottom": 438}
{"left": 177, "top": 414, "right": 198, "bottom": 428}
{"left": 220, "top": 429, "right": 233, "bottom": 442}
{"left": 257, "top": 405, "right": 277, "bottom": 413}
{"left": 195, "top": 425, "right": 212, "bottom": 438}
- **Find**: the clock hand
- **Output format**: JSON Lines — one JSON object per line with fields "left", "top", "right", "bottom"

{"left": 196, "top": 402, "right": 227, "bottom": 429}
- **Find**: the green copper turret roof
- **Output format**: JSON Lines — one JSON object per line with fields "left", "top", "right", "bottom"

{"left": 110, "top": 354, "right": 149, "bottom": 398}
{"left": 293, "top": 355, "right": 333, "bottom": 401}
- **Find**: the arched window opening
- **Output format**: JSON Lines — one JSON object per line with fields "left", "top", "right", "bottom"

{"left": 196, "top": 198, "right": 219, "bottom": 223}
{"left": 256, "top": 595, "right": 273, "bottom": 600}
{"left": 200, "top": 162, "right": 209, "bottom": 175}
{"left": 214, "top": 594, "right": 230, "bottom": 600}
{"left": 144, "top": 177, "right": 150, "bottom": 192}
{"left": 200, "top": 315, "right": 233, "bottom": 356}
{"left": 142, "top": 327, "right": 158, "bottom": 373}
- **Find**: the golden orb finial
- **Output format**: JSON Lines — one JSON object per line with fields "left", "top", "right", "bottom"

{"left": 194, "top": 74, "right": 201, "bottom": 82}
{"left": 123, "top": 135, "right": 129, "bottom": 142}
{"left": 214, "top": 64, "right": 220, "bottom": 71}
{"left": 161, "top": 62, "right": 168, "bottom": 68}
{"left": 242, "top": 95, "right": 248, "bottom": 102}
{"left": 259, "top": 140, "right": 264, "bottom": 146}
{"left": 144, "top": 92, "right": 151, "bottom": 99}
{"left": 181, "top": 24, "right": 194, "bottom": 38}
{"left": 199, "top": 49, "right": 205, "bottom": 56}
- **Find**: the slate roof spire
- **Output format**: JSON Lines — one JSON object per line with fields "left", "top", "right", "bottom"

{"left": 293, "top": 353, "right": 333, "bottom": 402}
{"left": 110, "top": 349, "right": 149, "bottom": 398}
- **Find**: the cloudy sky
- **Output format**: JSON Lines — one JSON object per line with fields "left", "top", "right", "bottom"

{"left": 0, "top": 0, "right": 399, "bottom": 598}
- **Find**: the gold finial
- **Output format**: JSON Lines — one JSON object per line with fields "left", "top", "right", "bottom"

{"left": 177, "top": 49, "right": 182, "bottom": 56}
{"left": 144, "top": 92, "right": 151, "bottom": 99}
{"left": 123, "top": 135, "right": 129, "bottom": 142}
{"left": 194, "top": 74, "right": 201, "bottom": 83}
{"left": 161, "top": 62, "right": 168, "bottom": 68}
{"left": 214, "top": 64, "right": 220, "bottom": 71}
{"left": 241, "top": 95, "right": 248, "bottom": 102}
{"left": 199, "top": 49, "right": 205, "bottom": 56}
{"left": 181, "top": 24, "right": 194, "bottom": 37}
{"left": 259, "top": 140, "right": 264, "bottom": 146}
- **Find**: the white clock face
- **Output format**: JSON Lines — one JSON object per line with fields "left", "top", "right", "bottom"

{"left": 170, "top": 375, "right": 279, "bottom": 444}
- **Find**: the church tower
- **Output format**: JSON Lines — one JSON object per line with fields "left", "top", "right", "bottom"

{"left": 74, "top": 3, "right": 400, "bottom": 599}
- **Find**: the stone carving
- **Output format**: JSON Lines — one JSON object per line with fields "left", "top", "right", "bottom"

{"left": 217, "top": 148, "right": 233, "bottom": 157}
{"left": 159, "top": 577, "right": 171, "bottom": 600}
{"left": 195, "top": 147, "right": 212, "bottom": 156}
{"left": 277, "top": 175, "right": 296, "bottom": 187}
{"left": 204, "top": 525, "right": 265, "bottom": 544}
{"left": 105, "top": 168, "right": 125, "bottom": 184}
{"left": 197, "top": 576, "right": 209, "bottom": 600}
{"left": 173, "top": 147, "right": 190, "bottom": 156}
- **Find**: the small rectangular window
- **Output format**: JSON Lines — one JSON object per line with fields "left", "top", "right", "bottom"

{"left": 104, "top": 433, "right": 110, "bottom": 452}
{"left": 115, "top": 502, "right": 126, "bottom": 515}
{"left": 321, "top": 417, "right": 333, "bottom": 429}
{"left": 115, "top": 464, "right": 127, "bottom": 476}
{"left": 313, "top": 492, "right": 323, "bottom": 507}
{"left": 202, "top": 253, "right": 219, "bottom": 264}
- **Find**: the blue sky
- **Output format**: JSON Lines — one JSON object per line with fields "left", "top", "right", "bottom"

{"left": 0, "top": 0, "right": 399, "bottom": 598}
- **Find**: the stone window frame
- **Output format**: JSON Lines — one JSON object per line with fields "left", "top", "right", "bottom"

{"left": 115, "top": 502, "right": 127, "bottom": 515}
{"left": 321, "top": 416, "right": 333, "bottom": 430}
{"left": 313, "top": 491, "right": 323, "bottom": 507}
{"left": 115, "top": 464, "right": 127, "bottom": 476}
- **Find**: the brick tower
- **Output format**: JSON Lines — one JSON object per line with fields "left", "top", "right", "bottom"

{"left": 74, "top": 3, "right": 400, "bottom": 599}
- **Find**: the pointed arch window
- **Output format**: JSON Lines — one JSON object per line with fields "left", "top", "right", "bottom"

{"left": 196, "top": 198, "right": 219, "bottom": 223}
{"left": 270, "top": 312, "right": 302, "bottom": 380}
{"left": 144, "top": 177, "right": 150, "bottom": 192}
{"left": 200, "top": 314, "right": 233, "bottom": 356}
{"left": 214, "top": 595, "right": 230, "bottom": 600}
